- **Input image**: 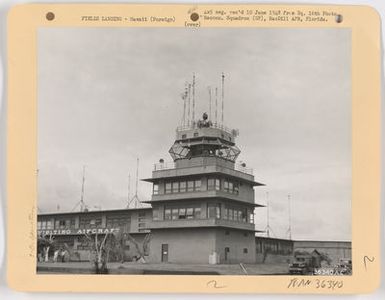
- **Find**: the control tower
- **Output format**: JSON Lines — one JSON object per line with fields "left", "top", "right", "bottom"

{"left": 143, "top": 111, "right": 264, "bottom": 264}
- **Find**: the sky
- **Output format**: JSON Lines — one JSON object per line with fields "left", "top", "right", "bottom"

{"left": 38, "top": 27, "right": 351, "bottom": 241}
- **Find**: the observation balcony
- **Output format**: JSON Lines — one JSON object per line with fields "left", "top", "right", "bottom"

{"left": 146, "top": 218, "right": 258, "bottom": 232}
{"left": 153, "top": 159, "right": 253, "bottom": 176}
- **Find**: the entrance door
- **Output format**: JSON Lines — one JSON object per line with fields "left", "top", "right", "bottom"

{"left": 161, "top": 244, "right": 168, "bottom": 262}
{"left": 224, "top": 247, "right": 230, "bottom": 262}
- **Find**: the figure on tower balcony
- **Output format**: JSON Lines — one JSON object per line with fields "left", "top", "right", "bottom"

{"left": 197, "top": 113, "right": 212, "bottom": 128}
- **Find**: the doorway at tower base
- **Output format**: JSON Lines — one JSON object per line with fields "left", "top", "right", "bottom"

{"left": 148, "top": 228, "right": 256, "bottom": 264}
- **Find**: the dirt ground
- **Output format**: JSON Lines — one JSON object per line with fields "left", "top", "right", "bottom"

{"left": 37, "top": 261, "right": 289, "bottom": 275}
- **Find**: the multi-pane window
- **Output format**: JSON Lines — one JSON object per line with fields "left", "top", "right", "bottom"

{"left": 164, "top": 209, "right": 171, "bottom": 220}
{"left": 233, "top": 182, "right": 239, "bottom": 195}
{"left": 208, "top": 178, "right": 221, "bottom": 191}
{"left": 208, "top": 203, "right": 221, "bottom": 219}
{"left": 216, "top": 205, "right": 221, "bottom": 219}
{"left": 223, "top": 180, "right": 230, "bottom": 192}
{"left": 79, "top": 216, "right": 102, "bottom": 229}
{"left": 249, "top": 212, "right": 254, "bottom": 224}
{"left": 223, "top": 207, "right": 250, "bottom": 223}
{"left": 241, "top": 209, "right": 247, "bottom": 222}
{"left": 207, "top": 178, "right": 215, "bottom": 190}
{"left": 153, "top": 183, "right": 159, "bottom": 195}
{"left": 186, "top": 208, "right": 194, "bottom": 219}
{"left": 163, "top": 179, "right": 202, "bottom": 194}
{"left": 171, "top": 209, "right": 179, "bottom": 220}
{"left": 153, "top": 208, "right": 160, "bottom": 221}
{"left": 187, "top": 180, "right": 194, "bottom": 192}
{"left": 194, "top": 180, "right": 201, "bottom": 191}
{"left": 194, "top": 207, "right": 201, "bottom": 218}
{"left": 165, "top": 182, "right": 172, "bottom": 194}
{"left": 178, "top": 208, "right": 186, "bottom": 219}
{"left": 228, "top": 209, "right": 234, "bottom": 220}
{"left": 215, "top": 178, "right": 239, "bottom": 194}
{"left": 107, "top": 214, "right": 130, "bottom": 229}
{"left": 228, "top": 182, "right": 233, "bottom": 193}
{"left": 215, "top": 179, "right": 221, "bottom": 190}
{"left": 38, "top": 220, "right": 53, "bottom": 230}
{"left": 165, "top": 206, "right": 201, "bottom": 221}
{"left": 54, "top": 219, "right": 69, "bottom": 229}
{"left": 172, "top": 182, "right": 179, "bottom": 193}
{"left": 224, "top": 208, "right": 229, "bottom": 219}
{"left": 180, "top": 181, "right": 187, "bottom": 192}
{"left": 47, "top": 220, "right": 53, "bottom": 229}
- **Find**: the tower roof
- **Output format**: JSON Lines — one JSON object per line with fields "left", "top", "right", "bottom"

{"left": 169, "top": 113, "right": 241, "bottom": 162}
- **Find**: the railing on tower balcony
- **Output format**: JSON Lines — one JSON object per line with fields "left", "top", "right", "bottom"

{"left": 234, "top": 163, "right": 254, "bottom": 175}
{"left": 176, "top": 122, "right": 239, "bottom": 137}
{"left": 154, "top": 161, "right": 175, "bottom": 171}
{"left": 153, "top": 160, "right": 253, "bottom": 175}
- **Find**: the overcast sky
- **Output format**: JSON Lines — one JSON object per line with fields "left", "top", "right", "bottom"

{"left": 38, "top": 27, "right": 351, "bottom": 241}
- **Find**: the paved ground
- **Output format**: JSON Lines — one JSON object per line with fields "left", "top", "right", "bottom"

{"left": 37, "top": 261, "right": 289, "bottom": 275}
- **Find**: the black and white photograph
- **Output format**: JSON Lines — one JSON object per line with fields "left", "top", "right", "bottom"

{"left": 36, "top": 27, "right": 352, "bottom": 276}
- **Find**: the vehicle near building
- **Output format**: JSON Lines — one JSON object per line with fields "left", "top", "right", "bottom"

{"left": 289, "top": 251, "right": 322, "bottom": 275}
{"left": 335, "top": 258, "right": 352, "bottom": 275}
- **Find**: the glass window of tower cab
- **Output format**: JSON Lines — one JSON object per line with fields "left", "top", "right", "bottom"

{"left": 142, "top": 112, "right": 266, "bottom": 264}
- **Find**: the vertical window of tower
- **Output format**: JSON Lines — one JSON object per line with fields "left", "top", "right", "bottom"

{"left": 164, "top": 208, "right": 171, "bottom": 220}
{"left": 171, "top": 208, "right": 178, "bottom": 220}
{"left": 153, "top": 183, "right": 159, "bottom": 195}
{"left": 194, "top": 179, "right": 201, "bottom": 191}
{"left": 152, "top": 207, "right": 160, "bottom": 221}
{"left": 165, "top": 182, "right": 172, "bottom": 194}
{"left": 187, "top": 180, "right": 194, "bottom": 192}
{"left": 180, "top": 181, "right": 187, "bottom": 192}
{"left": 172, "top": 181, "right": 179, "bottom": 193}
{"left": 249, "top": 212, "right": 255, "bottom": 224}
{"left": 207, "top": 177, "right": 221, "bottom": 191}
{"left": 207, "top": 203, "right": 221, "bottom": 219}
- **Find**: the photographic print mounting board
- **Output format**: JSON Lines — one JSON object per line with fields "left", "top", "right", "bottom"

{"left": 6, "top": 3, "right": 381, "bottom": 294}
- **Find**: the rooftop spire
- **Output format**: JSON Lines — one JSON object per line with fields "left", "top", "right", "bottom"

{"left": 221, "top": 72, "right": 225, "bottom": 125}
{"left": 192, "top": 73, "right": 196, "bottom": 123}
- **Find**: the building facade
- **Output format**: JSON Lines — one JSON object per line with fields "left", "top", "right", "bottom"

{"left": 142, "top": 114, "right": 265, "bottom": 264}
{"left": 293, "top": 240, "right": 352, "bottom": 265}
{"left": 37, "top": 208, "right": 152, "bottom": 261}
{"left": 37, "top": 115, "right": 352, "bottom": 266}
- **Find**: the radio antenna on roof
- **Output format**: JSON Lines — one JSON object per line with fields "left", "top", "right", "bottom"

{"left": 215, "top": 87, "right": 218, "bottom": 125}
{"left": 187, "top": 83, "right": 191, "bottom": 126}
{"left": 80, "top": 165, "right": 86, "bottom": 212}
{"left": 192, "top": 73, "right": 196, "bottom": 123}
{"left": 128, "top": 158, "right": 142, "bottom": 209}
{"left": 127, "top": 172, "right": 131, "bottom": 207}
{"left": 221, "top": 72, "right": 225, "bottom": 125}
{"left": 286, "top": 194, "right": 292, "bottom": 240}
{"left": 208, "top": 86, "right": 212, "bottom": 121}
{"left": 181, "top": 83, "right": 188, "bottom": 126}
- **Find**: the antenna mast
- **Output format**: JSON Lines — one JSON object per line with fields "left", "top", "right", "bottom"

{"left": 266, "top": 192, "right": 270, "bottom": 237}
{"left": 287, "top": 194, "right": 292, "bottom": 240}
{"left": 221, "top": 72, "right": 225, "bottom": 125}
{"left": 192, "top": 73, "right": 196, "bottom": 124}
{"left": 208, "top": 86, "right": 212, "bottom": 121}
{"left": 215, "top": 87, "right": 218, "bottom": 125}
{"left": 128, "top": 158, "right": 142, "bottom": 208}
{"left": 187, "top": 83, "right": 191, "bottom": 126}
{"left": 181, "top": 83, "right": 187, "bottom": 126}
{"left": 80, "top": 165, "right": 86, "bottom": 212}
{"left": 127, "top": 172, "right": 131, "bottom": 207}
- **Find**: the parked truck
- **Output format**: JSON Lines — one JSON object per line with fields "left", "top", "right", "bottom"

{"left": 289, "top": 253, "right": 321, "bottom": 275}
